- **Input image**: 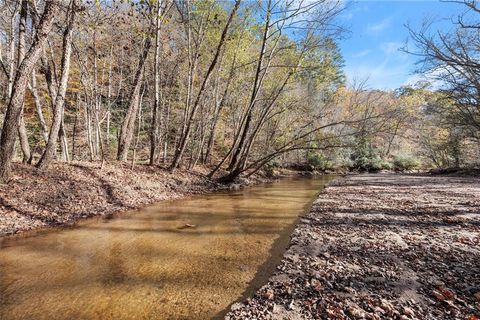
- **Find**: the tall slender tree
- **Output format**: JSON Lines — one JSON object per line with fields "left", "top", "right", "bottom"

{"left": 169, "top": 0, "right": 242, "bottom": 169}
{"left": 37, "top": 0, "right": 78, "bottom": 169}
{"left": 0, "top": 0, "right": 58, "bottom": 182}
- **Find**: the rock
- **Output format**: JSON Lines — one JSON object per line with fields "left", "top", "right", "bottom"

{"left": 229, "top": 184, "right": 241, "bottom": 191}
{"left": 403, "top": 306, "right": 415, "bottom": 317}
{"left": 263, "top": 289, "right": 274, "bottom": 300}
{"left": 271, "top": 304, "right": 303, "bottom": 320}
{"left": 348, "top": 304, "right": 367, "bottom": 319}
{"left": 474, "top": 291, "right": 480, "bottom": 301}
{"left": 230, "top": 303, "right": 243, "bottom": 311}
{"left": 177, "top": 223, "right": 196, "bottom": 229}
{"left": 310, "top": 278, "right": 322, "bottom": 292}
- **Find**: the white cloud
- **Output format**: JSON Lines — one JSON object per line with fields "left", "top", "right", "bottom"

{"left": 366, "top": 17, "right": 392, "bottom": 33}
{"left": 340, "top": 12, "right": 354, "bottom": 21}
{"left": 344, "top": 57, "right": 410, "bottom": 90}
{"left": 403, "top": 68, "right": 446, "bottom": 89}
{"left": 403, "top": 74, "right": 425, "bottom": 86}
{"left": 380, "top": 41, "right": 403, "bottom": 54}
{"left": 352, "top": 49, "right": 371, "bottom": 58}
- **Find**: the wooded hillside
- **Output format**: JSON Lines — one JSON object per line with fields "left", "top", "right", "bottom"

{"left": 0, "top": 0, "right": 478, "bottom": 183}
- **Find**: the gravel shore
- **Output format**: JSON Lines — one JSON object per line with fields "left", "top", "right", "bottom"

{"left": 226, "top": 174, "right": 480, "bottom": 320}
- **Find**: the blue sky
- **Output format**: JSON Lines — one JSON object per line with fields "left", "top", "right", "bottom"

{"left": 337, "top": 1, "right": 468, "bottom": 90}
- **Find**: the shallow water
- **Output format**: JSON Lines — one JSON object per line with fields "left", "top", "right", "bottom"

{"left": 0, "top": 176, "right": 332, "bottom": 320}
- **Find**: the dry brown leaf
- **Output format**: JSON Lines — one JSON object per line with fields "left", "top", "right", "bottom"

{"left": 438, "top": 287, "right": 455, "bottom": 300}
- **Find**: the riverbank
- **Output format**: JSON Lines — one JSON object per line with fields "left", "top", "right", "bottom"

{"left": 0, "top": 161, "right": 273, "bottom": 237}
{"left": 226, "top": 173, "right": 480, "bottom": 319}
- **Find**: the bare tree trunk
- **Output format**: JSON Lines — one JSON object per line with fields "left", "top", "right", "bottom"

{"left": 71, "top": 96, "right": 78, "bottom": 160}
{"left": 192, "top": 117, "right": 207, "bottom": 168}
{"left": 163, "top": 100, "right": 170, "bottom": 163}
{"left": 5, "top": 2, "right": 18, "bottom": 103}
{"left": 92, "top": 31, "right": 101, "bottom": 157}
{"left": 0, "top": 1, "right": 58, "bottom": 182}
{"left": 234, "top": 74, "right": 291, "bottom": 174}
{"left": 37, "top": 0, "right": 76, "bottom": 169}
{"left": 28, "top": 70, "right": 49, "bottom": 143}
{"left": 150, "top": 0, "right": 163, "bottom": 165}
{"left": 169, "top": 0, "right": 241, "bottom": 169}
{"left": 106, "top": 46, "right": 113, "bottom": 149}
{"left": 18, "top": 116, "right": 31, "bottom": 163}
{"left": 132, "top": 83, "right": 147, "bottom": 169}
{"left": 39, "top": 53, "right": 60, "bottom": 158}
{"left": 59, "top": 113, "right": 69, "bottom": 161}
{"left": 228, "top": 0, "right": 271, "bottom": 172}
{"left": 17, "top": 0, "right": 32, "bottom": 164}
{"left": 204, "top": 47, "right": 239, "bottom": 164}
{"left": 117, "top": 37, "right": 151, "bottom": 161}
{"left": 209, "top": 13, "right": 272, "bottom": 178}
{"left": 84, "top": 95, "right": 95, "bottom": 161}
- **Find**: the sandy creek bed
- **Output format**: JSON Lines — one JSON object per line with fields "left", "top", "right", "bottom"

{"left": 0, "top": 176, "right": 332, "bottom": 320}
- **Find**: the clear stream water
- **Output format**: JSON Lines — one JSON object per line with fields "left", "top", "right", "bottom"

{"left": 0, "top": 176, "right": 332, "bottom": 320}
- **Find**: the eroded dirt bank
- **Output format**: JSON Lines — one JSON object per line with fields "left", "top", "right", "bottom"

{"left": 0, "top": 161, "right": 267, "bottom": 237}
{"left": 226, "top": 174, "right": 480, "bottom": 320}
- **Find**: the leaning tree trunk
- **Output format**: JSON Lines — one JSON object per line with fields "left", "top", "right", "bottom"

{"left": 228, "top": 1, "right": 271, "bottom": 172}
{"left": 0, "top": 1, "right": 58, "bottom": 183}
{"left": 117, "top": 38, "right": 151, "bottom": 161}
{"left": 217, "top": 0, "right": 276, "bottom": 182}
{"left": 149, "top": 0, "right": 163, "bottom": 165}
{"left": 169, "top": 0, "right": 241, "bottom": 170}
{"left": 28, "top": 71, "right": 49, "bottom": 144}
{"left": 5, "top": 5, "right": 17, "bottom": 103}
{"left": 37, "top": 0, "right": 77, "bottom": 170}
{"left": 17, "top": 0, "right": 32, "bottom": 164}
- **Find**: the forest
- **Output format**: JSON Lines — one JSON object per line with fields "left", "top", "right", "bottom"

{"left": 0, "top": 0, "right": 477, "bottom": 184}
{"left": 0, "top": 1, "right": 479, "bottom": 320}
